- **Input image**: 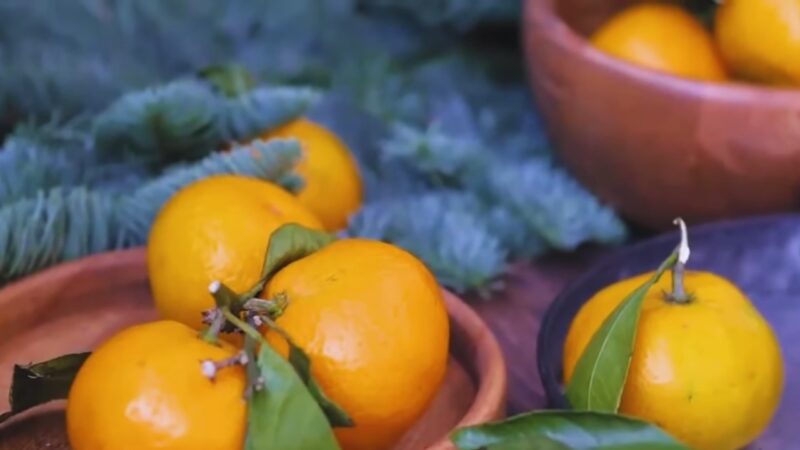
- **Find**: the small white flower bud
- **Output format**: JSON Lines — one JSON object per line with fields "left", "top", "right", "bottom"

{"left": 208, "top": 280, "right": 221, "bottom": 294}
{"left": 200, "top": 360, "right": 217, "bottom": 380}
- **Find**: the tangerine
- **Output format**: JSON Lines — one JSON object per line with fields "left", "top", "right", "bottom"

{"left": 263, "top": 118, "right": 363, "bottom": 231}
{"left": 263, "top": 239, "right": 450, "bottom": 450}
{"left": 715, "top": 0, "right": 800, "bottom": 85}
{"left": 147, "top": 175, "right": 322, "bottom": 329}
{"left": 591, "top": 3, "right": 728, "bottom": 81}
{"left": 564, "top": 270, "right": 784, "bottom": 450}
{"left": 67, "top": 321, "right": 246, "bottom": 450}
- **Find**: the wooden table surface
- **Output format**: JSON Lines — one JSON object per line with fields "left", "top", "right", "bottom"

{"left": 468, "top": 250, "right": 603, "bottom": 414}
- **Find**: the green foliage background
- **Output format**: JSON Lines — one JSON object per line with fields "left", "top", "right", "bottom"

{"left": 0, "top": 0, "right": 627, "bottom": 293}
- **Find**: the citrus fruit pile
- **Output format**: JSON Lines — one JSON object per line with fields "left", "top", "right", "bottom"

{"left": 64, "top": 166, "right": 449, "bottom": 449}
{"left": 591, "top": 0, "right": 800, "bottom": 86}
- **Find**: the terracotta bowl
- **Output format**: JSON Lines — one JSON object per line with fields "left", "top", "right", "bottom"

{"left": 0, "top": 249, "right": 507, "bottom": 450}
{"left": 523, "top": 0, "right": 800, "bottom": 230}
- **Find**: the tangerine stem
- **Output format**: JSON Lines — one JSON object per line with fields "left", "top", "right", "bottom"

{"left": 258, "top": 314, "right": 295, "bottom": 345}
{"left": 200, "top": 280, "right": 239, "bottom": 343}
{"left": 200, "top": 352, "right": 248, "bottom": 380}
{"left": 221, "top": 307, "right": 264, "bottom": 342}
{"left": 243, "top": 293, "right": 288, "bottom": 318}
{"left": 670, "top": 218, "right": 691, "bottom": 303}
{"left": 200, "top": 310, "right": 225, "bottom": 344}
{"left": 209, "top": 280, "right": 239, "bottom": 310}
{"left": 243, "top": 333, "right": 264, "bottom": 397}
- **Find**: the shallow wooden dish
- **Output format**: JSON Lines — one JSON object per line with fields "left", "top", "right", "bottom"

{"left": 523, "top": 0, "right": 800, "bottom": 229}
{"left": 0, "top": 248, "right": 507, "bottom": 450}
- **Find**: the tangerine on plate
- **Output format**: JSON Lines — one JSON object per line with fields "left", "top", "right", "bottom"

{"left": 67, "top": 321, "right": 246, "bottom": 450}
{"left": 263, "top": 239, "right": 450, "bottom": 450}
{"left": 147, "top": 175, "right": 322, "bottom": 329}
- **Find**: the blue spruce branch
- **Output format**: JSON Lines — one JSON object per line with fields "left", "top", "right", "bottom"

{"left": 357, "top": 0, "right": 519, "bottom": 30}
{"left": 346, "top": 191, "right": 508, "bottom": 294}
{"left": 0, "top": 140, "right": 303, "bottom": 283}
{"left": 0, "top": 1, "right": 630, "bottom": 295}
{"left": 0, "top": 188, "right": 123, "bottom": 282}
{"left": 482, "top": 161, "right": 628, "bottom": 251}
{"left": 381, "top": 123, "right": 486, "bottom": 184}
{"left": 118, "top": 139, "right": 303, "bottom": 242}
{"left": 220, "top": 86, "right": 321, "bottom": 141}
{"left": 91, "top": 79, "right": 318, "bottom": 171}
{"left": 93, "top": 79, "right": 223, "bottom": 168}
{"left": 0, "top": 120, "right": 150, "bottom": 204}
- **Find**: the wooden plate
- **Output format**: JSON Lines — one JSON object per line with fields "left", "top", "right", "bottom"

{"left": 0, "top": 248, "right": 507, "bottom": 450}
{"left": 538, "top": 215, "right": 800, "bottom": 449}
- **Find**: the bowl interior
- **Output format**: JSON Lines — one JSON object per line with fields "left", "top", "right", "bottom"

{"left": 538, "top": 215, "right": 800, "bottom": 449}
{"left": 555, "top": 0, "right": 639, "bottom": 37}
{"left": 0, "top": 249, "right": 505, "bottom": 450}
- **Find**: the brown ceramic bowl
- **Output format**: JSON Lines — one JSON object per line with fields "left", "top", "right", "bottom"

{"left": 0, "top": 249, "right": 506, "bottom": 450}
{"left": 523, "top": 0, "right": 800, "bottom": 229}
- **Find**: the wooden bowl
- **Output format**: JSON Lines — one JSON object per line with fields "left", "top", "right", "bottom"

{"left": 523, "top": 0, "right": 800, "bottom": 229}
{"left": 537, "top": 214, "right": 800, "bottom": 448}
{"left": 0, "top": 248, "right": 506, "bottom": 450}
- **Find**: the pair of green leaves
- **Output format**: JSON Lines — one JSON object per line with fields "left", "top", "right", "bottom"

{"left": 452, "top": 411, "right": 687, "bottom": 450}
{"left": 245, "top": 335, "right": 342, "bottom": 449}
{"left": 223, "top": 223, "right": 350, "bottom": 450}
{"left": 451, "top": 248, "right": 691, "bottom": 449}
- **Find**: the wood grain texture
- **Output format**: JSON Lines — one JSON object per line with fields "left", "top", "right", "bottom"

{"left": 0, "top": 249, "right": 507, "bottom": 450}
{"left": 468, "top": 254, "right": 603, "bottom": 414}
{"left": 523, "top": 0, "right": 800, "bottom": 229}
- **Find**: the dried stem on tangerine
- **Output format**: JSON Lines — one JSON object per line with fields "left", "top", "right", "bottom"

{"left": 669, "top": 218, "right": 692, "bottom": 304}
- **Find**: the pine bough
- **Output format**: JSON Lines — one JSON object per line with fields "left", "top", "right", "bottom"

{"left": 0, "top": 0, "right": 627, "bottom": 294}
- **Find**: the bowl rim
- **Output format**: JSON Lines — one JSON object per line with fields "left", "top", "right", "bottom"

{"left": 522, "top": 0, "right": 800, "bottom": 102}
{"left": 433, "top": 291, "right": 508, "bottom": 449}
{"left": 0, "top": 247, "right": 508, "bottom": 449}
{"left": 536, "top": 212, "right": 800, "bottom": 407}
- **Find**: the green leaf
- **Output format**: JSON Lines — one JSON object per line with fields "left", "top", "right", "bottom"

{"left": 245, "top": 337, "right": 341, "bottom": 450}
{"left": 451, "top": 410, "right": 689, "bottom": 450}
{"left": 259, "top": 224, "right": 335, "bottom": 280}
{"left": 483, "top": 441, "right": 570, "bottom": 450}
{"left": 241, "top": 223, "right": 335, "bottom": 299}
{"left": 260, "top": 315, "right": 354, "bottom": 428}
{"left": 285, "top": 337, "right": 354, "bottom": 427}
{"left": 0, "top": 352, "right": 90, "bottom": 423}
{"left": 566, "top": 251, "right": 678, "bottom": 413}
